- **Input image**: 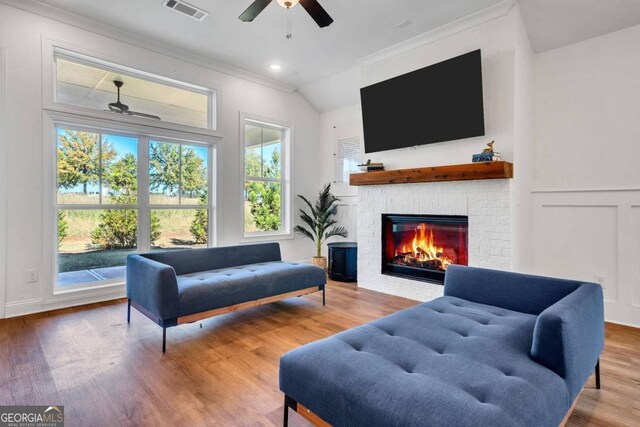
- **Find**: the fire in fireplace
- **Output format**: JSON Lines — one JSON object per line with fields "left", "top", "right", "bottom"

{"left": 382, "top": 214, "right": 468, "bottom": 284}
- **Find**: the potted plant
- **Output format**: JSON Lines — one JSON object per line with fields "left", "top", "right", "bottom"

{"left": 294, "top": 184, "right": 348, "bottom": 269}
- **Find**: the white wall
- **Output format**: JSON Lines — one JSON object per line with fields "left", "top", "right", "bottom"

{"left": 314, "top": 105, "right": 362, "bottom": 251}
{"left": 359, "top": 12, "right": 516, "bottom": 170}
{"left": 0, "top": 46, "right": 6, "bottom": 319}
{"left": 0, "top": 3, "right": 321, "bottom": 317}
{"left": 532, "top": 23, "right": 640, "bottom": 327}
{"left": 511, "top": 7, "right": 535, "bottom": 272}
{"left": 315, "top": 6, "right": 535, "bottom": 275}
{"left": 298, "top": 66, "right": 362, "bottom": 114}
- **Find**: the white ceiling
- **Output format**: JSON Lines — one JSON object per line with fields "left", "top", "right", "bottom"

{"left": 518, "top": 0, "right": 640, "bottom": 53}
{"left": 31, "top": 0, "right": 503, "bottom": 87}
{"left": 19, "top": 0, "right": 640, "bottom": 90}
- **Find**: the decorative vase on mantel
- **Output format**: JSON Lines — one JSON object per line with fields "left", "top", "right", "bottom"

{"left": 294, "top": 184, "right": 348, "bottom": 271}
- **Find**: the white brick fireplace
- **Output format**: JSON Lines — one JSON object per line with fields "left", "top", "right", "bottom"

{"left": 357, "top": 179, "right": 513, "bottom": 302}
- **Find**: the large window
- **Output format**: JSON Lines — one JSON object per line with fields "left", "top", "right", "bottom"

{"left": 56, "top": 125, "right": 211, "bottom": 288}
{"left": 243, "top": 118, "right": 290, "bottom": 237}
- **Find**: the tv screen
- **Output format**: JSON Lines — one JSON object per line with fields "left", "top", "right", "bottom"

{"left": 360, "top": 49, "right": 485, "bottom": 154}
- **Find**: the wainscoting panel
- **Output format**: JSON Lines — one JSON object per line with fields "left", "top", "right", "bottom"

{"left": 532, "top": 190, "right": 640, "bottom": 327}
{"left": 631, "top": 206, "right": 640, "bottom": 308}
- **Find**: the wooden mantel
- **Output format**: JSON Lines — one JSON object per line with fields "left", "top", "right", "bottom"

{"left": 349, "top": 161, "right": 513, "bottom": 186}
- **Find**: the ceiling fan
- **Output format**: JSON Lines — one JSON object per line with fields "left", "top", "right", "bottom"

{"left": 239, "top": 0, "right": 333, "bottom": 29}
{"left": 108, "top": 80, "right": 161, "bottom": 121}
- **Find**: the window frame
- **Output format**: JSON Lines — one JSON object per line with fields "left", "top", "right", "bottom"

{"left": 45, "top": 111, "right": 217, "bottom": 299}
{"left": 240, "top": 112, "right": 293, "bottom": 240}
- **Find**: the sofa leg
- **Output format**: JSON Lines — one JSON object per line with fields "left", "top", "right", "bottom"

{"left": 595, "top": 358, "right": 601, "bottom": 389}
{"left": 127, "top": 299, "right": 131, "bottom": 324}
{"left": 322, "top": 285, "right": 326, "bottom": 306}
{"left": 283, "top": 396, "right": 289, "bottom": 427}
{"left": 162, "top": 327, "right": 167, "bottom": 354}
{"left": 283, "top": 395, "right": 296, "bottom": 427}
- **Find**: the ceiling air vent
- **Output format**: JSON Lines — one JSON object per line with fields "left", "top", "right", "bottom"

{"left": 164, "top": 0, "right": 208, "bottom": 21}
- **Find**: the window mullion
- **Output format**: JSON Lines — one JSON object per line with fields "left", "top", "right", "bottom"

{"left": 98, "top": 131, "right": 103, "bottom": 205}
{"left": 260, "top": 127, "right": 264, "bottom": 178}
{"left": 178, "top": 144, "right": 182, "bottom": 205}
{"left": 138, "top": 137, "right": 151, "bottom": 253}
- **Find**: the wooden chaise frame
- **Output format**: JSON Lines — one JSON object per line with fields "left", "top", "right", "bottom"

{"left": 128, "top": 285, "right": 325, "bottom": 353}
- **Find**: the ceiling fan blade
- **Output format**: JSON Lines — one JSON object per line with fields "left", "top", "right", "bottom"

{"left": 239, "top": 0, "right": 272, "bottom": 22}
{"left": 299, "top": 0, "right": 333, "bottom": 28}
{"left": 130, "top": 111, "right": 161, "bottom": 121}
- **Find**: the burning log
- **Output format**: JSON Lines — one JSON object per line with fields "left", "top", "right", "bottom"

{"left": 419, "top": 259, "right": 443, "bottom": 271}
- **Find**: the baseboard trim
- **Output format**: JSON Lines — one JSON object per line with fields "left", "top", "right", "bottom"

{"left": 605, "top": 320, "right": 640, "bottom": 332}
{"left": 4, "top": 289, "right": 124, "bottom": 319}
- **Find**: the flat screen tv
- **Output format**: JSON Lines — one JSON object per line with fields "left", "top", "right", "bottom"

{"left": 360, "top": 49, "right": 485, "bottom": 154}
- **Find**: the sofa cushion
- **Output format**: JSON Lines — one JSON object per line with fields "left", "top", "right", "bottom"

{"left": 141, "top": 242, "right": 282, "bottom": 276}
{"left": 280, "top": 296, "right": 571, "bottom": 427}
{"left": 177, "top": 261, "right": 326, "bottom": 317}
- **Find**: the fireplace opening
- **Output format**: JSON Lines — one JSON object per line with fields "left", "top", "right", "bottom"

{"left": 382, "top": 214, "right": 468, "bottom": 285}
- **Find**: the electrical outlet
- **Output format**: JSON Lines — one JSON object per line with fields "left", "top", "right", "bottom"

{"left": 25, "top": 269, "right": 39, "bottom": 283}
{"left": 594, "top": 274, "right": 606, "bottom": 288}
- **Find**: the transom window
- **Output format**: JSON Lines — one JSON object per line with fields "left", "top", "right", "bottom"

{"left": 54, "top": 50, "right": 215, "bottom": 130}
{"left": 56, "top": 125, "right": 211, "bottom": 288}
{"left": 243, "top": 118, "right": 291, "bottom": 237}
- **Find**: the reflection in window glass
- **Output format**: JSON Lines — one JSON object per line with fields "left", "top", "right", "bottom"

{"left": 244, "top": 181, "right": 281, "bottom": 233}
{"left": 149, "top": 141, "right": 208, "bottom": 205}
{"left": 243, "top": 120, "right": 286, "bottom": 235}
{"left": 56, "top": 129, "right": 101, "bottom": 204}
{"left": 180, "top": 145, "right": 208, "bottom": 205}
{"left": 56, "top": 129, "right": 139, "bottom": 205}
{"left": 151, "top": 209, "right": 208, "bottom": 250}
{"left": 102, "top": 134, "right": 138, "bottom": 204}
{"left": 149, "top": 141, "right": 180, "bottom": 204}
{"left": 57, "top": 209, "right": 137, "bottom": 286}
{"left": 244, "top": 124, "right": 282, "bottom": 179}
{"left": 55, "top": 55, "right": 212, "bottom": 129}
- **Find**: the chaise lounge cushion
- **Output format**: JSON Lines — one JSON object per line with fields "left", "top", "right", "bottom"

{"left": 280, "top": 296, "right": 571, "bottom": 427}
{"left": 177, "top": 261, "right": 326, "bottom": 317}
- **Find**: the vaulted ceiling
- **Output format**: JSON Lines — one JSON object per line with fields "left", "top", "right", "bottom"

{"left": 28, "top": 0, "right": 504, "bottom": 87}
{"left": 16, "top": 0, "right": 640, "bottom": 90}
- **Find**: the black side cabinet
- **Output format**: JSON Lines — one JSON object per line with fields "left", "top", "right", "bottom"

{"left": 328, "top": 242, "right": 358, "bottom": 282}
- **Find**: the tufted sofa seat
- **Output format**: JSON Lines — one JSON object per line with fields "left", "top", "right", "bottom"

{"left": 127, "top": 243, "right": 326, "bottom": 352}
{"left": 177, "top": 261, "right": 326, "bottom": 317}
{"left": 280, "top": 266, "right": 604, "bottom": 427}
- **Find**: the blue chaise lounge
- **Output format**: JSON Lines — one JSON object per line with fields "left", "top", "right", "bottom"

{"left": 279, "top": 265, "right": 604, "bottom": 427}
{"left": 126, "top": 242, "right": 326, "bottom": 352}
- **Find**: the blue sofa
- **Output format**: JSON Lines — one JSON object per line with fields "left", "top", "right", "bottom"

{"left": 279, "top": 265, "right": 604, "bottom": 427}
{"left": 126, "top": 242, "right": 326, "bottom": 352}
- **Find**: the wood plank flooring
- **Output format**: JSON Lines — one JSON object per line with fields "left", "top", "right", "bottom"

{"left": 0, "top": 280, "right": 638, "bottom": 426}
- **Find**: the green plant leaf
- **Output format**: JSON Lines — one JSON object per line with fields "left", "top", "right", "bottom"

{"left": 293, "top": 225, "right": 315, "bottom": 241}
{"left": 324, "top": 227, "right": 348, "bottom": 240}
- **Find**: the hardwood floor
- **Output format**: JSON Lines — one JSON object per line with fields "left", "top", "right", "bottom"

{"left": 0, "top": 281, "right": 638, "bottom": 426}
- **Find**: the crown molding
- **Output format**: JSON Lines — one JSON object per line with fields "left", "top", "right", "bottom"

{"left": 359, "top": 0, "right": 516, "bottom": 67}
{"left": 0, "top": 0, "right": 297, "bottom": 93}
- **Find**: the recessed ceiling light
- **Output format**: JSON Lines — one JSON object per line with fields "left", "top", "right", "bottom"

{"left": 270, "top": 64, "right": 283, "bottom": 71}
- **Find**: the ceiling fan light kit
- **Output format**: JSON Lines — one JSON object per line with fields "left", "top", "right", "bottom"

{"left": 276, "top": 0, "right": 299, "bottom": 9}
